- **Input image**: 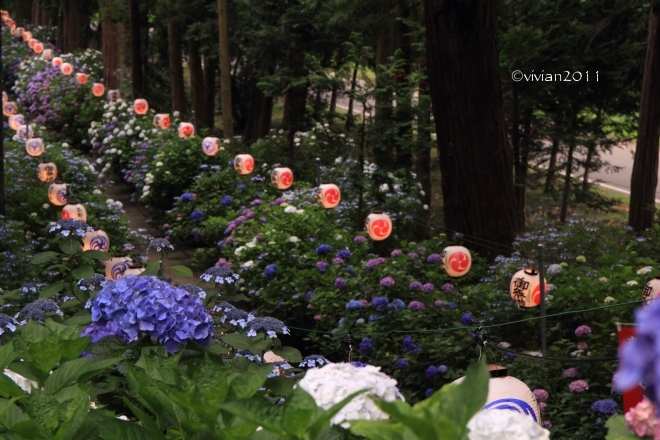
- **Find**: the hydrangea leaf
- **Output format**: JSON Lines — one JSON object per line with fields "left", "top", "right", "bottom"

{"left": 44, "top": 358, "right": 90, "bottom": 395}
{"left": 71, "top": 265, "right": 94, "bottom": 280}
{"left": 263, "top": 376, "right": 296, "bottom": 397}
{"left": 8, "top": 419, "right": 46, "bottom": 438}
{"left": 220, "top": 397, "right": 285, "bottom": 434}
{"left": 81, "top": 250, "right": 111, "bottom": 261}
{"left": 38, "top": 281, "right": 66, "bottom": 299}
{"left": 168, "top": 265, "right": 193, "bottom": 278}
{"left": 221, "top": 334, "right": 253, "bottom": 351}
{"left": 94, "top": 418, "right": 154, "bottom": 440}
{"left": 140, "top": 261, "right": 160, "bottom": 276}
{"left": 227, "top": 368, "right": 271, "bottom": 400}
{"left": 121, "top": 397, "right": 168, "bottom": 440}
{"left": 77, "top": 357, "right": 123, "bottom": 384}
{"left": 0, "top": 375, "right": 26, "bottom": 400}
{"left": 0, "top": 401, "right": 25, "bottom": 430}
{"left": 0, "top": 343, "right": 16, "bottom": 371}
{"left": 271, "top": 347, "right": 302, "bottom": 363}
{"left": 60, "top": 239, "right": 80, "bottom": 256}
{"left": 348, "top": 420, "right": 404, "bottom": 440}
{"left": 30, "top": 251, "right": 62, "bottom": 265}
{"left": 605, "top": 415, "right": 640, "bottom": 440}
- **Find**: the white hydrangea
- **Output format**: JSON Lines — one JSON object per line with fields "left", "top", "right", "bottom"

{"left": 379, "top": 183, "right": 389, "bottom": 193}
{"left": 235, "top": 246, "right": 246, "bottom": 256}
{"left": 288, "top": 236, "right": 299, "bottom": 243}
{"left": 626, "top": 280, "right": 638, "bottom": 286}
{"left": 284, "top": 206, "right": 298, "bottom": 214}
{"left": 297, "top": 362, "right": 404, "bottom": 429}
{"left": 242, "top": 260, "right": 254, "bottom": 270}
{"left": 637, "top": 266, "right": 653, "bottom": 275}
{"left": 546, "top": 264, "right": 562, "bottom": 275}
{"left": 467, "top": 410, "right": 550, "bottom": 440}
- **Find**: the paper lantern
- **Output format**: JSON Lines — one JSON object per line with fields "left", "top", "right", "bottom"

{"left": 271, "top": 167, "right": 294, "bottom": 190}
{"left": 27, "top": 38, "right": 37, "bottom": 49}
{"left": 37, "top": 162, "right": 58, "bottom": 183}
{"left": 153, "top": 113, "right": 170, "bottom": 130}
{"left": 123, "top": 266, "right": 146, "bottom": 276}
{"left": 48, "top": 183, "right": 68, "bottom": 206}
{"left": 62, "top": 203, "right": 87, "bottom": 222}
{"left": 25, "top": 138, "right": 45, "bottom": 157}
{"left": 642, "top": 276, "right": 660, "bottom": 306}
{"left": 1, "top": 11, "right": 8, "bottom": 19}
{"left": 8, "top": 114, "right": 24, "bottom": 131}
{"left": 7, "top": 20, "right": 16, "bottom": 30}
{"left": 106, "top": 90, "right": 121, "bottom": 102}
{"left": 201, "top": 137, "right": 221, "bottom": 156}
{"left": 42, "top": 48, "right": 53, "bottom": 61}
{"left": 14, "top": 27, "right": 24, "bottom": 37}
{"left": 60, "top": 62, "right": 73, "bottom": 76}
{"left": 75, "top": 72, "right": 88, "bottom": 84}
{"left": 82, "top": 230, "right": 110, "bottom": 252}
{"left": 178, "top": 122, "right": 195, "bottom": 138}
{"left": 3, "top": 101, "right": 18, "bottom": 117}
{"left": 510, "top": 267, "right": 547, "bottom": 308}
{"left": 454, "top": 365, "right": 541, "bottom": 425}
{"left": 21, "top": 31, "right": 32, "bottom": 42}
{"left": 52, "top": 57, "right": 63, "bottom": 67}
{"left": 234, "top": 154, "right": 255, "bottom": 175}
{"left": 133, "top": 99, "right": 148, "bottom": 115}
{"left": 440, "top": 246, "right": 472, "bottom": 277}
{"left": 365, "top": 211, "right": 392, "bottom": 241}
{"left": 17, "top": 124, "right": 34, "bottom": 140}
{"left": 316, "top": 184, "right": 341, "bottom": 209}
{"left": 2, "top": 91, "right": 6, "bottom": 103}
{"left": 33, "top": 42, "right": 43, "bottom": 53}
{"left": 92, "top": 83, "right": 105, "bottom": 98}
{"left": 105, "top": 256, "right": 133, "bottom": 280}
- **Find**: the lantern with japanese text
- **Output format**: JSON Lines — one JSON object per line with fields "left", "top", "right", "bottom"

{"left": 14, "top": 27, "right": 24, "bottom": 37}
{"left": 27, "top": 38, "right": 37, "bottom": 49}
{"left": 6, "top": 20, "right": 16, "bottom": 30}
{"left": 25, "top": 138, "right": 45, "bottom": 157}
{"left": 92, "top": 83, "right": 105, "bottom": 97}
{"left": 106, "top": 90, "right": 121, "bottom": 102}
{"left": 48, "top": 183, "right": 68, "bottom": 206}
{"left": 316, "top": 184, "right": 341, "bottom": 209}
{"left": 271, "top": 167, "right": 294, "bottom": 190}
{"left": 41, "top": 48, "right": 53, "bottom": 61}
{"left": 105, "top": 256, "right": 133, "bottom": 280}
{"left": 37, "top": 162, "right": 58, "bottom": 183}
{"left": 365, "top": 211, "right": 392, "bottom": 241}
{"left": 123, "top": 266, "right": 146, "bottom": 276}
{"left": 510, "top": 267, "right": 547, "bottom": 308}
{"left": 8, "top": 114, "right": 24, "bottom": 131}
{"left": 75, "top": 72, "right": 88, "bottom": 84}
{"left": 62, "top": 203, "right": 87, "bottom": 222}
{"left": 201, "top": 137, "right": 221, "bottom": 156}
{"left": 60, "top": 62, "right": 73, "bottom": 76}
{"left": 82, "top": 230, "right": 110, "bottom": 252}
{"left": 454, "top": 365, "right": 541, "bottom": 425}
{"left": 21, "top": 31, "right": 32, "bottom": 42}
{"left": 153, "top": 114, "right": 170, "bottom": 130}
{"left": 2, "top": 91, "right": 6, "bottom": 103}
{"left": 234, "top": 154, "right": 255, "bottom": 175}
{"left": 33, "top": 42, "right": 43, "bottom": 53}
{"left": 3, "top": 101, "right": 18, "bottom": 117}
{"left": 178, "top": 122, "right": 195, "bottom": 138}
{"left": 642, "top": 276, "right": 660, "bottom": 306}
{"left": 133, "top": 99, "right": 148, "bottom": 115}
{"left": 52, "top": 57, "right": 63, "bottom": 67}
{"left": 18, "top": 124, "right": 34, "bottom": 140}
{"left": 440, "top": 246, "right": 472, "bottom": 277}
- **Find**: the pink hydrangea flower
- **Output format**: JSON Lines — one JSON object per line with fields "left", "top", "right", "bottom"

{"left": 532, "top": 389, "right": 549, "bottom": 401}
{"left": 313, "top": 314, "right": 322, "bottom": 321}
{"left": 568, "top": 380, "right": 589, "bottom": 392}
{"left": 563, "top": 367, "right": 578, "bottom": 378}
{"left": 577, "top": 342, "right": 588, "bottom": 350}
{"left": 625, "top": 398, "right": 657, "bottom": 437}
{"left": 539, "top": 402, "right": 547, "bottom": 412}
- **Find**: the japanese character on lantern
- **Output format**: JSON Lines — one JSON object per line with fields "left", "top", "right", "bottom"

{"left": 3, "top": 101, "right": 18, "bottom": 117}
{"left": 509, "top": 267, "right": 547, "bottom": 308}
{"left": 8, "top": 114, "right": 24, "bottom": 131}
{"left": 271, "top": 167, "right": 294, "bottom": 190}
{"left": 153, "top": 114, "right": 170, "bottom": 130}
{"left": 234, "top": 154, "right": 255, "bottom": 175}
{"left": 643, "top": 276, "right": 660, "bottom": 306}
{"left": 37, "top": 162, "right": 58, "bottom": 183}
{"left": 18, "top": 124, "right": 34, "bottom": 140}
{"left": 440, "top": 246, "right": 472, "bottom": 277}
{"left": 316, "top": 184, "right": 341, "bottom": 209}
{"left": 365, "top": 211, "right": 392, "bottom": 241}
{"left": 106, "top": 90, "right": 121, "bottom": 102}
{"left": 134, "top": 99, "right": 148, "bottom": 115}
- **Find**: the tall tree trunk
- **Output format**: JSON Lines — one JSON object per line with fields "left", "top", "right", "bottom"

{"left": 62, "top": 0, "right": 84, "bottom": 53}
{"left": 245, "top": 80, "right": 273, "bottom": 143}
{"left": 0, "top": 27, "right": 5, "bottom": 216}
{"left": 345, "top": 62, "right": 358, "bottom": 130}
{"left": 202, "top": 55, "right": 216, "bottom": 129}
{"left": 100, "top": 0, "right": 120, "bottom": 89}
{"left": 560, "top": 139, "right": 576, "bottom": 223}
{"left": 14, "top": 0, "right": 33, "bottom": 28}
{"left": 516, "top": 116, "right": 531, "bottom": 224}
{"left": 282, "top": 33, "right": 308, "bottom": 164}
{"left": 424, "top": 0, "right": 522, "bottom": 259}
{"left": 217, "top": 0, "right": 235, "bottom": 152}
{"left": 395, "top": 0, "right": 413, "bottom": 168}
{"left": 167, "top": 19, "right": 186, "bottom": 113}
{"left": 328, "top": 80, "right": 339, "bottom": 123}
{"left": 415, "top": 58, "right": 432, "bottom": 239}
{"left": 582, "top": 141, "right": 595, "bottom": 194}
{"left": 544, "top": 137, "right": 560, "bottom": 193}
{"left": 129, "top": 0, "right": 144, "bottom": 96}
{"left": 188, "top": 39, "right": 204, "bottom": 124}
{"left": 629, "top": 3, "right": 660, "bottom": 231}
{"left": 374, "top": 11, "right": 395, "bottom": 168}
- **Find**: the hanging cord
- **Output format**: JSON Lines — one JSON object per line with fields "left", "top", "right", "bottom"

{"left": 491, "top": 344, "right": 618, "bottom": 363}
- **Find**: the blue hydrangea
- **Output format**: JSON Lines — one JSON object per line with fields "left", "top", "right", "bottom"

{"left": 213, "top": 302, "right": 254, "bottom": 328}
{"left": 16, "top": 299, "right": 63, "bottom": 324}
{"left": 147, "top": 238, "right": 174, "bottom": 252}
{"left": 316, "top": 244, "right": 332, "bottom": 255}
{"left": 437, "top": 365, "right": 448, "bottom": 374}
{"left": 237, "top": 184, "right": 247, "bottom": 190}
{"left": 179, "top": 284, "right": 206, "bottom": 299}
{"left": 221, "top": 195, "right": 232, "bottom": 207}
{"left": 590, "top": 399, "right": 618, "bottom": 416}
{"left": 180, "top": 193, "right": 194, "bottom": 202}
{"left": 388, "top": 299, "right": 405, "bottom": 311}
{"left": 306, "top": 291, "right": 316, "bottom": 300}
{"left": 394, "top": 359, "right": 408, "bottom": 370}
{"left": 460, "top": 313, "right": 476, "bottom": 326}
{"left": 426, "top": 365, "right": 438, "bottom": 379}
{"left": 265, "top": 264, "right": 278, "bottom": 281}
{"left": 0, "top": 314, "right": 17, "bottom": 334}
{"left": 201, "top": 266, "right": 240, "bottom": 285}
{"left": 49, "top": 219, "right": 93, "bottom": 238}
{"left": 77, "top": 274, "right": 107, "bottom": 292}
{"left": 360, "top": 337, "right": 373, "bottom": 354}
{"left": 346, "top": 300, "right": 362, "bottom": 311}
{"left": 371, "top": 296, "right": 389, "bottom": 311}
{"left": 403, "top": 335, "right": 421, "bottom": 352}
{"left": 336, "top": 249, "right": 351, "bottom": 260}
{"left": 300, "top": 355, "right": 331, "bottom": 368}
{"left": 245, "top": 317, "right": 290, "bottom": 339}
{"left": 81, "top": 276, "right": 214, "bottom": 353}
{"left": 191, "top": 210, "right": 204, "bottom": 223}
{"left": 368, "top": 314, "right": 380, "bottom": 322}
{"left": 446, "top": 302, "right": 457, "bottom": 309}
{"left": 425, "top": 388, "right": 434, "bottom": 398}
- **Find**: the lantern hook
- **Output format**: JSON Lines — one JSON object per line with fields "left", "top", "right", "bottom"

{"left": 346, "top": 334, "right": 355, "bottom": 363}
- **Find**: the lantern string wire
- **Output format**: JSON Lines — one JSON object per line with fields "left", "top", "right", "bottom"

{"left": 490, "top": 345, "right": 618, "bottom": 363}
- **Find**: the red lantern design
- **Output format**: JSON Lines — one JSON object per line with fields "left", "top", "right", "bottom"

{"left": 440, "top": 246, "right": 472, "bottom": 277}
{"left": 62, "top": 203, "right": 87, "bottom": 222}
{"left": 510, "top": 267, "right": 547, "bottom": 308}
{"left": 178, "top": 122, "right": 195, "bottom": 138}
{"left": 75, "top": 72, "right": 88, "bottom": 84}
{"left": 234, "top": 154, "right": 255, "bottom": 175}
{"left": 8, "top": 114, "right": 24, "bottom": 131}
{"left": 365, "top": 211, "right": 392, "bottom": 241}
{"left": 134, "top": 99, "right": 149, "bottom": 115}
{"left": 22, "top": 31, "right": 32, "bottom": 42}
{"left": 42, "top": 48, "right": 53, "bottom": 61}
{"left": 52, "top": 57, "right": 63, "bottom": 67}
{"left": 153, "top": 114, "right": 170, "bottom": 130}
{"left": 27, "top": 38, "right": 37, "bottom": 49}
{"left": 61, "top": 62, "right": 73, "bottom": 76}
{"left": 33, "top": 42, "right": 44, "bottom": 54}
{"left": 106, "top": 90, "right": 121, "bottom": 102}
{"left": 271, "top": 167, "right": 294, "bottom": 190}
{"left": 3, "top": 101, "right": 18, "bottom": 117}
{"left": 92, "top": 83, "right": 105, "bottom": 98}
{"left": 316, "top": 184, "right": 341, "bottom": 209}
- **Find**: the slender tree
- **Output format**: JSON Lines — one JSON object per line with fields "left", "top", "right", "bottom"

{"left": 217, "top": 0, "right": 235, "bottom": 152}
{"left": 129, "top": 0, "right": 144, "bottom": 96}
{"left": 167, "top": 17, "right": 186, "bottom": 113}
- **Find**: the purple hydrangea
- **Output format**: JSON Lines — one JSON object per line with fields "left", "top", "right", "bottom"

{"left": 306, "top": 292, "right": 316, "bottom": 300}
{"left": 403, "top": 335, "right": 421, "bottom": 352}
{"left": 532, "top": 389, "right": 549, "bottom": 401}
{"left": 237, "top": 184, "right": 247, "bottom": 190}
{"left": 380, "top": 277, "right": 395, "bottom": 287}
{"left": 354, "top": 236, "right": 367, "bottom": 243}
{"left": 316, "top": 261, "right": 329, "bottom": 272}
{"left": 568, "top": 380, "right": 589, "bottom": 392}
{"left": 563, "top": 368, "right": 578, "bottom": 378}
{"left": 426, "top": 365, "right": 438, "bottom": 379}
{"left": 409, "top": 281, "right": 422, "bottom": 291}
{"left": 365, "top": 257, "right": 387, "bottom": 270}
{"left": 391, "top": 250, "right": 403, "bottom": 257}
{"left": 190, "top": 210, "right": 204, "bottom": 223}
{"left": 425, "top": 388, "right": 434, "bottom": 398}
{"left": 575, "top": 325, "right": 592, "bottom": 336}
{"left": 416, "top": 247, "right": 427, "bottom": 254}
{"left": 441, "top": 283, "right": 454, "bottom": 294}
{"left": 221, "top": 195, "right": 232, "bottom": 207}
{"left": 371, "top": 296, "right": 389, "bottom": 311}
{"left": 331, "top": 257, "right": 343, "bottom": 265}
{"left": 336, "top": 250, "right": 351, "bottom": 259}
{"left": 180, "top": 192, "right": 194, "bottom": 202}
{"left": 316, "top": 244, "right": 332, "bottom": 255}
{"left": 435, "top": 300, "right": 445, "bottom": 307}
{"left": 422, "top": 283, "right": 435, "bottom": 294}
{"left": 251, "top": 199, "right": 263, "bottom": 206}
{"left": 460, "top": 313, "right": 475, "bottom": 326}
{"left": 335, "top": 277, "right": 347, "bottom": 289}
{"left": 394, "top": 359, "right": 408, "bottom": 370}
{"left": 265, "top": 264, "right": 277, "bottom": 281}
{"left": 359, "top": 337, "right": 373, "bottom": 354}
{"left": 426, "top": 253, "right": 442, "bottom": 264}
{"left": 590, "top": 399, "right": 618, "bottom": 416}
{"left": 408, "top": 301, "right": 425, "bottom": 311}
{"left": 407, "top": 252, "right": 418, "bottom": 259}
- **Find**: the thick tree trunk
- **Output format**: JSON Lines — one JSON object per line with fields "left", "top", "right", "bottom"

{"left": 544, "top": 137, "right": 560, "bottom": 193}
{"left": 245, "top": 81, "right": 273, "bottom": 143}
{"left": 129, "top": 0, "right": 144, "bottom": 96}
{"left": 62, "top": 0, "right": 84, "bottom": 53}
{"left": 424, "top": 0, "right": 522, "bottom": 258}
{"left": 100, "top": 1, "right": 120, "bottom": 89}
{"left": 560, "top": 139, "right": 576, "bottom": 223}
{"left": 0, "top": 28, "right": 4, "bottom": 216}
{"left": 629, "top": 4, "right": 660, "bottom": 231}
{"left": 282, "top": 33, "right": 308, "bottom": 164}
{"left": 395, "top": 1, "right": 413, "bottom": 168}
{"left": 345, "top": 62, "right": 359, "bottom": 130}
{"left": 217, "top": 0, "right": 235, "bottom": 151}
{"left": 167, "top": 20, "right": 186, "bottom": 113}
{"left": 188, "top": 39, "right": 204, "bottom": 124}
{"left": 202, "top": 55, "right": 216, "bottom": 129}
{"left": 375, "top": 14, "right": 395, "bottom": 168}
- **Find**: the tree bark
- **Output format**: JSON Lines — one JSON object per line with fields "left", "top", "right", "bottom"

{"left": 217, "top": 0, "right": 235, "bottom": 152}
{"left": 202, "top": 55, "right": 216, "bottom": 129}
{"left": 0, "top": 26, "right": 5, "bottom": 216}
{"left": 374, "top": 10, "right": 395, "bottom": 168}
{"left": 345, "top": 62, "right": 359, "bottom": 130}
{"left": 167, "top": 19, "right": 186, "bottom": 113}
{"left": 14, "top": 0, "right": 33, "bottom": 28}
{"left": 514, "top": 115, "right": 531, "bottom": 225}
{"left": 395, "top": 0, "right": 413, "bottom": 169}
{"left": 100, "top": 0, "right": 120, "bottom": 89}
{"left": 629, "top": 4, "right": 660, "bottom": 231}
{"left": 245, "top": 80, "right": 273, "bottom": 144}
{"left": 188, "top": 39, "right": 204, "bottom": 125}
{"left": 424, "top": 0, "right": 522, "bottom": 259}
{"left": 582, "top": 141, "right": 595, "bottom": 194}
{"left": 544, "top": 137, "right": 560, "bottom": 193}
{"left": 560, "top": 139, "right": 576, "bottom": 223}
{"left": 129, "top": 0, "right": 144, "bottom": 96}
{"left": 282, "top": 33, "right": 308, "bottom": 164}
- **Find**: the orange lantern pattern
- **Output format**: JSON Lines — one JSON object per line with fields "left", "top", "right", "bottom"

{"left": 134, "top": 99, "right": 149, "bottom": 115}
{"left": 8, "top": 114, "right": 24, "bottom": 131}
{"left": 37, "top": 162, "right": 58, "bottom": 183}
{"left": 271, "top": 167, "right": 294, "bottom": 190}
{"left": 42, "top": 48, "right": 53, "bottom": 61}
{"left": 106, "top": 90, "right": 121, "bottom": 102}
{"left": 105, "top": 256, "right": 133, "bottom": 280}
{"left": 3, "top": 101, "right": 18, "bottom": 117}
{"left": 82, "top": 230, "right": 110, "bottom": 252}
{"left": 440, "top": 246, "right": 472, "bottom": 277}
{"left": 21, "top": 31, "right": 32, "bottom": 42}
{"left": 25, "top": 138, "right": 45, "bottom": 157}
{"left": 202, "top": 137, "right": 221, "bottom": 156}
{"left": 153, "top": 114, "right": 170, "bottom": 130}
{"left": 52, "top": 57, "right": 63, "bottom": 67}
{"left": 27, "top": 38, "right": 37, "bottom": 49}
{"left": 316, "top": 184, "right": 341, "bottom": 209}
{"left": 92, "top": 83, "right": 105, "bottom": 97}
{"left": 365, "top": 211, "right": 392, "bottom": 241}
{"left": 48, "top": 183, "right": 68, "bottom": 206}
{"left": 60, "top": 62, "right": 73, "bottom": 76}
{"left": 75, "top": 73, "right": 88, "bottom": 84}
{"left": 234, "top": 154, "right": 255, "bottom": 175}
{"left": 33, "top": 42, "right": 44, "bottom": 54}
{"left": 510, "top": 267, "right": 547, "bottom": 308}
{"left": 62, "top": 203, "right": 87, "bottom": 222}
{"left": 178, "top": 122, "right": 195, "bottom": 138}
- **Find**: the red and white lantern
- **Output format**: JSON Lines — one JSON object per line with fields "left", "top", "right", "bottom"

{"left": 271, "top": 167, "right": 294, "bottom": 190}
{"left": 27, "top": 38, "right": 37, "bottom": 49}
{"left": 3, "top": 101, "right": 18, "bottom": 117}
{"left": 75, "top": 72, "right": 88, "bottom": 84}
{"left": 2, "top": 91, "right": 7, "bottom": 103}
{"left": 643, "top": 276, "right": 660, "bottom": 306}
{"left": 41, "top": 48, "right": 53, "bottom": 61}
{"left": 14, "top": 27, "right": 24, "bottom": 37}
{"left": 440, "top": 246, "right": 472, "bottom": 277}
{"left": 510, "top": 267, "right": 547, "bottom": 308}
{"left": 1, "top": 11, "right": 8, "bottom": 20}
{"left": 33, "top": 42, "right": 44, "bottom": 54}
{"left": 201, "top": 137, "right": 221, "bottom": 156}
{"left": 17, "top": 124, "right": 34, "bottom": 140}
{"left": 365, "top": 211, "right": 392, "bottom": 241}
{"left": 178, "top": 122, "right": 195, "bottom": 138}
{"left": 25, "top": 138, "right": 45, "bottom": 157}
{"left": 82, "top": 230, "right": 110, "bottom": 252}
{"left": 133, "top": 99, "right": 148, "bottom": 115}
{"left": 6, "top": 20, "right": 16, "bottom": 30}
{"left": 92, "top": 83, "right": 105, "bottom": 98}
{"left": 48, "top": 183, "right": 68, "bottom": 206}
{"left": 153, "top": 114, "right": 170, "bottom": 130}
{"left": 234, "top": 154, "right": 255, "bottom": 175}
{"left": 60, "top": 62, "right": 73, "bottom": 76}
{"left": 21, "top": 31, "right": 32, "bottom": 42}
{"left": 105, "top": 256, "right": 133, "bottom": 280}
{"left": 37, "top": 162, "right": 58, "bottom": 183}
{"left": 8, "top": 114, "right": 24, "bottom": 131}
{"left": 106, "top": 90, "right": 121, "bottom": 102}
{"left": 316, "top": 184, "right": 341, "bottom": 209}
{"left": 52, "top": 57, "right": 63, "bottom": 68}
{"left": 62, "top": 203, "right": 87, "bottom": 222}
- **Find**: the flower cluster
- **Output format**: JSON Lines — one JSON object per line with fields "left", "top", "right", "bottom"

{"left": 16, "top": 299, "right": 63, "bottom": 324}
{"left": 77, "top": 274, "right": 107, "bottom": 292}
{"left": 467, "top": 410, "right": 550, "bottom": 440}
{"left": 49, "top": 219, "right": 93, "bottom": 238}
{"left": 299, "top": 355, "right": 331, "bottom": 368}
{"left": 245, "top": 317, "right": 290, "bottom": 338}
{"left": 200, "top": 266, "right": 240, "bottom": 285}
{"left": 213, "top": 302, "right": 254, "bottom": 328}
{"left": 147, "top": 238, "right": 174, "bottom": 252}
{"left": 625, "top": 398, "right": 658, "bottom": 437}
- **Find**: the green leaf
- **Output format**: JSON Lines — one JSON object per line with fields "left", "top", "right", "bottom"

{"left": 81, "top": 250, "right": 111, "bottom": 260}
{"left": 263, "top": 376, "right": 295, "bottom": 397}
{"left": 606, "top": 415, "right": 640, "bottom": 440}
{"left": 63, "top": 314, "right": 92, "bottom": 327}
{"left": 220, "top": 293, "right": 249, "bottom": 303}
{"left": 98, "top": 419, "right": 155, "bottom": 440}
{"left": 227, "top": 369, "right": 271, "bottom": 400}
{"left": 30, "top": 251, "right": 61, "bottom": 265}
{"left": 77, "top": 357, "right": 123, "bottom": 383}
{"left": 60, "top": 239, "right": 81, "bottom": 256}
{"left": 349, "top": 420, "right": 404, "bottom": 440}
{"left": 59, "top": 337, "right": 92, "bottom": 362}
{"left": 0, "top": 401, "right": 24, "bottom": 429}
{"left": 140, "top": 261, "right": 160, "bottom": 277}
{"left": 71, "top": 265, "right": 94, "bottom": 280}
{"left": 44, "top": 358, "right": 90, "bottom": 394}
{"left": 123, "top": 398, "right": 167, "bottom": 440}
{"left": 221, "top": 334, "right": 253, "bottom": 351}
{"left": 39, "top": 281, "right": 67, "bottom": 299}
{"left": 44, "top": 264, "right": 68, "bottom": 272}
{"left": 220, "top": 398, "right": 285, "bottom": 434}
{"left": 0, "top": 343, "right": 16, "bottom": 370}
{"left": 281, "top": 386, "right": 318, "bottom": 437}
{"left": 308, "top": 389, "right": 367, "bottom": 440}
{"left": 270, "top": 346, "right": 302, "bottom": 363}
{"left": 9, "top": 419, "right": 45, "bottom": 438}
{"left": 168, "top": 265, "right": 193, "bottom": 278}
{"left": 0, "top": 374, "right": 27, "bottom": 399}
